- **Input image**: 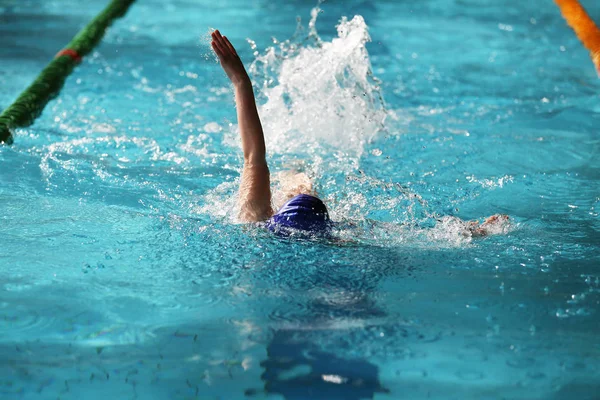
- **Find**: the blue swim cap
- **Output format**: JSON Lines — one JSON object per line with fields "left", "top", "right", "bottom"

{"left": 267, "top": 194, "right": 331, "bottom": 235}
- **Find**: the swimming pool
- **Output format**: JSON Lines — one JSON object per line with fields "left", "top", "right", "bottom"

{"left": 1, "top": 0, "right": 599, "bottom": 398}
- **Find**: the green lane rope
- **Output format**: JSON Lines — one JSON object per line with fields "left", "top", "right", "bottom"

{"left": 0, "top": 0, "right": 136, "bottom": 145}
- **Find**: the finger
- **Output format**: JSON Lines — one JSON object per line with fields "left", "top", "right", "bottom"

{"left": 212, "top": 31, "right": 225, "bottom": 47}
{"left": 211, "top": 41, "right": 225, "bottom": 59}
{"left": 222, "top": 36, "right": 238, "bottom": 56}
{"left": 214, "top": 31, "right": 231, "bottom": 54}
{"left": 213, "top": 30, "right": 224, "bottom": 45}
{"left": 210, "top": 37, "right": 220, "bottom": 52}
{"left": 211, "top": 33, "right": 226, "bottom": 51}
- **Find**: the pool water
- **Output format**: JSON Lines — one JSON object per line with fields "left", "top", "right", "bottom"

{"left": 1, "top": 0, "right": 599, "bottom": 399}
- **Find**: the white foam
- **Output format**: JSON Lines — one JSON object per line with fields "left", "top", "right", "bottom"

{"left": 247, "top": 9, "right": 387, "bottom": 170}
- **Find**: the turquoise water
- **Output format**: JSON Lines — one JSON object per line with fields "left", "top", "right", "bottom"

{"left": 1, "top": 0, "right": 599, "bottom": 399}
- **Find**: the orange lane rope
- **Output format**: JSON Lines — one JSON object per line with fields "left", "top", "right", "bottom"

{"left": 554, "top": 0, "right": 600, "bottom": 75}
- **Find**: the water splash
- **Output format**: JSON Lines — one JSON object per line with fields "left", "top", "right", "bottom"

{"left": 247, "top": 8, "right": 387, "bottom": 170}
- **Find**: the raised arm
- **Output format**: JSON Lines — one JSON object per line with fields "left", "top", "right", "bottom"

{"left": 211, "top": 30, "right": 272, "bottom": 222}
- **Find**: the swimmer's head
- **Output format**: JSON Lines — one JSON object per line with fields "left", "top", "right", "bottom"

{"left": 267, "top": 194, "right": 331, "bottom": 236}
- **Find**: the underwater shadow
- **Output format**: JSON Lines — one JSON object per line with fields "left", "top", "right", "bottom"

{"left": 258, "top": 329, "right": 389, "bottom": 400}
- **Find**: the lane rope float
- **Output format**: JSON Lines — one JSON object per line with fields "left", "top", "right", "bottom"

{"left": 554, "top": 0, "right": 600, "bottom": 76}
{"left": 0, "top": 0, "right": 136, "bottom": 145}
{"left": 55, "top": 49, "right": 83, "bottom": 64}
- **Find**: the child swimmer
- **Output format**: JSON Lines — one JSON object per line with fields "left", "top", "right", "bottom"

{"left": 210, "top": 30, "right": 508, "bottom": 238}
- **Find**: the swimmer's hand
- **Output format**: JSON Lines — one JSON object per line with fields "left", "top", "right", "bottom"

{"left": 211, "top": 30, "right": 249, "bottom": 86}
{"left": 469, "top": 214, "right": 510, "bottom": 237}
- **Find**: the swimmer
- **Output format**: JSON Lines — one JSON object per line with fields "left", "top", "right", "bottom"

{"left": 211, "top": 30, "right": 508, "bottom": 237}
